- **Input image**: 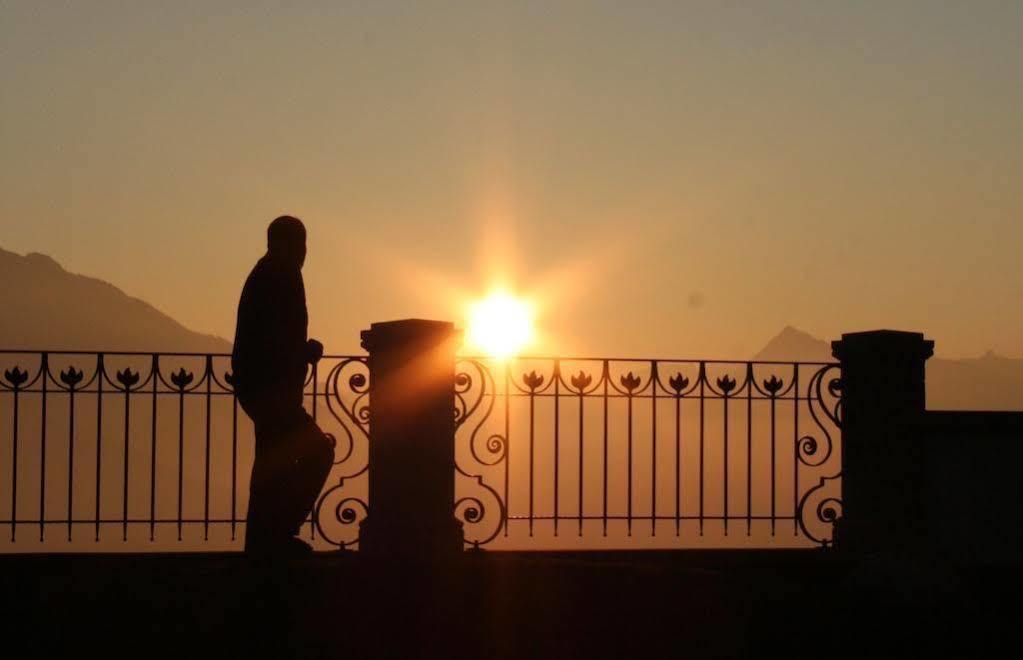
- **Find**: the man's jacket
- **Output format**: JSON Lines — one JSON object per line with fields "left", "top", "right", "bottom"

{"left": 231, "top": 254, "right": 308, "bottom": 404}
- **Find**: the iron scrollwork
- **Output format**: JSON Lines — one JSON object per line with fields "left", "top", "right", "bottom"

{"left": 796, "top": 364, "right": 843, "bottom": 546}
{"left": 453, "top": 359, "right": 507, "bottom": 547}
{"left": 312, "top": 357, "right": 371, "bottom": 549}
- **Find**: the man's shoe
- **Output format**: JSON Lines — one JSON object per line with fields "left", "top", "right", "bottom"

{"left": 283, "top": 536, "right": 314, "bottom": 557}
{"left": 245, "top": 536, "right": 314, "bottom": 557}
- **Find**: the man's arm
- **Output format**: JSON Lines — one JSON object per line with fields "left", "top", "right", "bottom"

{"left": 277, "top": 267, "right": 310, "bottom": 387}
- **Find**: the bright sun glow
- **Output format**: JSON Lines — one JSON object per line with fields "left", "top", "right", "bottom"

{"left": 465, "top": 290, "right": 535, "bottom": 359}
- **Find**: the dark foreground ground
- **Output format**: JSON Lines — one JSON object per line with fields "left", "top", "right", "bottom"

{"left": 2, "top": 550, "right": 1020, "bottom": 659}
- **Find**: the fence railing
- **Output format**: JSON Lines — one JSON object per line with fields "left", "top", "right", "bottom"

{"left": 0, "top": 350, "right": 842, "bottom": 552}
{"left": 0, "top": 351, "right": 369, "bottom": 551}
{"left": 453, "top": 358, "right": 842, "bottom": 549}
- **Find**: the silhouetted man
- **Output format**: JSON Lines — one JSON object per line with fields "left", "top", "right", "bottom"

{"left": 232, "top": 216, "right": 333, "bottom": 555}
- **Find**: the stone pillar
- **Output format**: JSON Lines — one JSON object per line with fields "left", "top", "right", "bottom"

{"left": 831, "top": 330, "right": 934, "bottom": 554}
{"left": 358, "top": 319, "right": 465, "bottom": 555}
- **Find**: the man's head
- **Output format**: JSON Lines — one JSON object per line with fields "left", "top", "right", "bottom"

{"left": 267, "top": 215, "right": 307, "bottom": 268}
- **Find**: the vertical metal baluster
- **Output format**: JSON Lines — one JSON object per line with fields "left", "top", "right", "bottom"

{"left": 150, "top": 355, "right": 157, "bottom": 542}
{"left": 723, "top": 380, "right": 729, "bottom": 537}
{"left": 626, "top": 372, "right": 633, "bottom": 537}
{"left": 96, "top": 355, "right": 104, "bottom": 542}
{"left": 39, "top": 354, "right": 47, "bottom": 542}
{"left": 309, "top": 362, "right": 317, "bottom": 540}
{"left": 503, "top": 362, "right": 510, "bottom": 538}
{"left": 231, "top": 392, "right": 238, "bottom": 542}
{"left": 177, "top": 376, "right": 184, "bottom": 542}
{"left": 746, "top": 363, "right": 752, "bottom": 537}
{"left": 601, "top": 361, "right": 609, "bottom": 537}
{"left": 553, "top": 360, "right": 560, "bottom": 537}
{"left": 698, "top": 362, "right": 705, "bottom": 536}
{"left": 11, "top": 382, "right": 19, "bottom": 542}
{"left": 651, "top": 361, "right": 657, "bottom": 536}
{"left": 770, "top": 384, "right": 777, "bottom": 536}
{"left": 528, "top": 373, "right": 535, "bottom": 538}
{"left": 203, "top": 356, "right": 211, "bottom": 542}
{"left": 577, "top": 376, "right": 584, "bottom": 537}
{"left": 675, "top": 382, "right": 681, "bottom": 537}
{"left": 793, "top": 364, "right": 799, "bottom": 536}
{"left": 122, "top": 370, "right": 130, "bottom": 542}
{"left": 67, "top": 376, "right": 75, "bottom": 542}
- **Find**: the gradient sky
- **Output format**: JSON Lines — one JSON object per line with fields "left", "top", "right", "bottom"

{"left": 1, "top": 1, "right": 1021, "bottom": 358}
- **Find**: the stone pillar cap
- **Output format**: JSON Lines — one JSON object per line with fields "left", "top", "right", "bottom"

{"left": 360, "top": 319, "right": 462, "bottom": 351}
{"left": 831, "top": 329, "right": 934, "bottom": 361}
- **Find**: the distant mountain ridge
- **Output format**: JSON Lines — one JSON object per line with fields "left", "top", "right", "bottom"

{"left": 1, "top": 248, "right": 1019, "bottom": 409}
{"left": 753, "top": 326, "right": 831, "bottom": 362}
{"left": 0, "top": 248, "right": 231, "bottom": 353}
{"left": 754, "top": 326, "right": 1023, "bottom": 411}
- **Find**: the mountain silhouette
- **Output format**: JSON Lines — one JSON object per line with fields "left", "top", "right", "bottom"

{"left": 753, "top": 326, "right": 831, "bottom": 362}
{"left": 1, "top": 249, "right": 1018, "bottom": 410}
{"left": 0, "top": 248, "right": 230, "bottom": 353}
{"left": 754, "top": 326, "right": 1023, "bottom": 411}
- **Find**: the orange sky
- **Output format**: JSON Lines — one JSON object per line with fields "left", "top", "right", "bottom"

{"left": 1, "top": 2, "right": 1021, "bottom": 358}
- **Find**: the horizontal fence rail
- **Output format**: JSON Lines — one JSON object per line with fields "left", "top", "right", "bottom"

{"left": 0, "top": 351, "right": 369, "bottom": 552}
{"left": 1, "top": 350, "right": 842, "bottom": 552}
{"left": 453, "top": 358, "right": 842, "bottom": 549}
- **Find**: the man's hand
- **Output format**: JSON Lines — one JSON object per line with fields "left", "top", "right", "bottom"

{"left": 305, "top": 338, "right": 324, "bottom": 364}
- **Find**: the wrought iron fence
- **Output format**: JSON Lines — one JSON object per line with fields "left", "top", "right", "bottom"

{"left": 452, "top": 358, "right": 842, "bottom": 549}
{"left": 0, "top": 350, "right": 842, "bottom": 552}
{"left": 0, "top": 351, "right": 369, "bottom": 551}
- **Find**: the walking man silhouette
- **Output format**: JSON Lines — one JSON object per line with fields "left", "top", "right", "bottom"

{"left": 232, "top": 216, "right": 334, "bottom": 555}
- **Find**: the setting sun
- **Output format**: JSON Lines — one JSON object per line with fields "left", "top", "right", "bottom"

{"left": 465, "top": 290, "right": 535, "bottom": 359}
